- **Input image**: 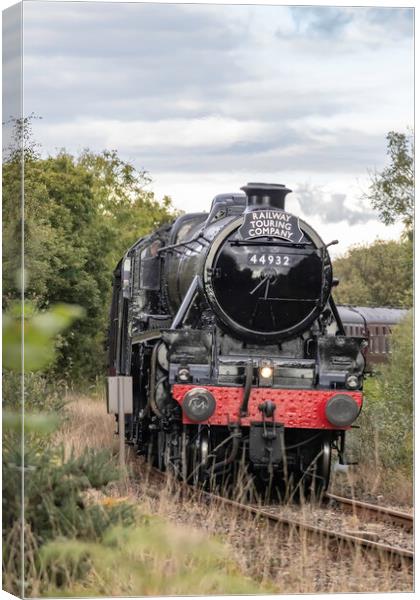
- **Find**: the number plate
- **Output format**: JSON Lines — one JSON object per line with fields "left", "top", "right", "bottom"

{"left": 248, "top": 252, "right": 294, "bottom": 267}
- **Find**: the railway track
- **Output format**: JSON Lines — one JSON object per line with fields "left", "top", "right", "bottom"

{"left": 199, "top": 490, "right": 413, "bottom": 566}
{"left": 143, "top": 465, "right": 413, "bottom": 567}
{"left": 324, "top": 492, "right": 413, "bottom": 532}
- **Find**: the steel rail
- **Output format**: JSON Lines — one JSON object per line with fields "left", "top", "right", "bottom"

{"left": 195, "top": 488, "right": 413, "bottom": 566}
{"left": 324, "top": 492, "right": 413, "bottom": 532}
{"left": 145, "top": 467, "right": 413, "bottom": 566}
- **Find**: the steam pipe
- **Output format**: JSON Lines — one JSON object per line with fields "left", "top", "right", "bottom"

{"left": 240, "top": 360, "right": 254, "bottom": 417}
{"left": 207, "top": 429, "right": 242, "bottom": 475}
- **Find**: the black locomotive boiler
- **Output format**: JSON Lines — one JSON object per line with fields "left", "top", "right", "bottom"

{"left": 107, "top": 183, "right": 366, "bottom": 498}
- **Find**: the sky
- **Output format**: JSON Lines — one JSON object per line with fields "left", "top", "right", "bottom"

{"left": 4, "top": 1, "right": 414, "bottom": 257}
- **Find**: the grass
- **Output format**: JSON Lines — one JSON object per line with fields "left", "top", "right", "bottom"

{"left": 50, "top": 393, "right": 413, "bottom": 596}
{"left": 330, "top": 461, "right": 413, "bottom": 509}
{"left": 55, "top": 392, "right": 118, "bottom": 459}
{"left": 29, "top": 392, "right": 267, "bottom": 597}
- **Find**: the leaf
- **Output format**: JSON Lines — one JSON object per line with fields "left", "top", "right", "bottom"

{"left": 3, "top": 411, "right": 60, "bottom": 435}
{"left": 3, "top": 302, "right": 84, "bottom": 372}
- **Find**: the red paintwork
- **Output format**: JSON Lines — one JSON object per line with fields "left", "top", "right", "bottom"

{"left": 172, "top": 385, "right": 363, "bottom": 429}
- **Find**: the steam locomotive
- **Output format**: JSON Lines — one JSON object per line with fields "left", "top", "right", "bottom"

{"left": 107, "top": 183, "right": 366, "bottom": 498}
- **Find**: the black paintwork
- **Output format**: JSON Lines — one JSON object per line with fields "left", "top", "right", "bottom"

{"left": 107, "top": 183, "right": 372, "bottom": 495}
{"left": 212, "top": 237, "right": 325, "bottom": 334}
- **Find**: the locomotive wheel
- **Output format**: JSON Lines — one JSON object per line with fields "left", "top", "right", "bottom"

{"left": 157, "top": 431, "right": 167, "bottom": 472}
{"left": 158, "top": 431, "right": 183, "bottom": 477}
{"left": 315, "top": 438, "right": 332, "bottom": 494}
{"left": 278, "top": 436, "right": 332, "bottom": 502}
{"left": 188, "top": 427, "right": 210, "bottom": 486}
{"left": 147, "top": 428, "right": 159, "bottom": 468}
{"left": 149, "top": 430, "right": 171, "bottom": 473}
{"left": 301, "top": 438, "right": 331, "bottom": 501}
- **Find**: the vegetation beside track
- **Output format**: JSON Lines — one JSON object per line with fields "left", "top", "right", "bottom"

{"left": 2, "top": 305, "right": 263, "bottom": 597}
{"left": 331, "top": 310, "right": 413, "bottom": 505}
{"left": 51, "top": 395, "right": 414, "bottom": 594}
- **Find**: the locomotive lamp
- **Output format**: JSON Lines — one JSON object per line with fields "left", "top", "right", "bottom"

{"left": 178, "top": 367, "right": 191, "bottom": 382}
{"left": 260, "top": 366, "right": 273, "bottom": 379}
{"left": 345, "top": 374, "right": 360, "bottom": 390}
{"left": 259, "top": 361, "right": 274, "bottom": 386}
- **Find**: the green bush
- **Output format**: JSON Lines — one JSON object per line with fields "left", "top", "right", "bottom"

{"left": 3, "top": 435, "right": 133, "bottom": 596}
{"left": 3, "top": 370, "right": 67, "bottom": 413}
{"left": 3, "top": 299, "right": 264, "bottom": 597}
{"left": 40, "top": 521, "right": 265, "bottom": 596}
{"left": 356, "top": 311, "right": 413, "bottom": 474}
{"left": 2, "top": 300, "right": 132, "bottom": 596}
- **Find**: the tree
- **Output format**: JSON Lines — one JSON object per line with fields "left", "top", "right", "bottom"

{"left": 333, "top": 238, "right": 412, "bottom": 308}
{"left": 334, "top": 130, "right": 414, "bottom": 309}
{"left": 365, "top": 130, "right": 414, "bottom": 235}
{"left": 2, "top": 118, "right": 177, "bottom": 380}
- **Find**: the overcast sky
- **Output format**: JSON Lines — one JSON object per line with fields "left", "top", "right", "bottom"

{"left": 7, "top": 1, "right": 414, "bottom": 256}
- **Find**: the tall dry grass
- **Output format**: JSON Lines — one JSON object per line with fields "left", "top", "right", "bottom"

{"left": 57, "top": 392, "right": 118, "bottom": 458}
{"left": 330, "top": 462, "right": 413, "bottom": 509}
{"left": 133, "top": 471, "right": 413, "bottom": 594}
{"left": 56, "top": 395, "right": 413, "bottom": 595}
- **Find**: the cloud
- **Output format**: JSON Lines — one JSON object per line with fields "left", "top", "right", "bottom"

{"left": 3, "top": 3, "right": 22, "bottom": 150}
{"left": 24, "top": 2, "right": 244, "bottom": 57}
{"left": 22, "top": 1, "right": 413, "bottom": 161}
{"left": 23, "top": 3, "right": 413, "bottom": 128}
{"left": 294, "top": 183, "right": 376, "bottom": 225}
{"left": 32, "top": 114, "right": 389, "bottom": 178}
{"left": 29, "top": 105, "right": 410, "bottom": 186}
{"left": 23, "top": 2, "right": 247, "bottom": 124}
{"left": 283, "top": 6, "right": 413, "bottom": 49}
{"left": 365, "top": 7, "right": 414, "bottom": 40}
{"left": 18, "top": 2, "right": 413, "bottom": 242}
{"left": 34, "top": 116, "right": 270, "bottom": 152}
{"left": 290, "top": 7, "right": 353, "bottom": 38}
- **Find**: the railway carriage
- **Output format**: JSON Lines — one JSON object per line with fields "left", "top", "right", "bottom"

{"left": 107, "top": 183, "right": 367, "bottom": 499}
{"left": 337, "top": 306, "right": 408, "bottom": 369}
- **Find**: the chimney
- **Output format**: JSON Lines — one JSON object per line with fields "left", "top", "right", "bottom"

{"left": 240, "top": 182, "right": 292, "bottom": 211}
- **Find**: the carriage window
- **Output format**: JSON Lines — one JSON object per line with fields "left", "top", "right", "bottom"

{"left": 381, "top": 337, "right": 386, "bottom": 353}
{"left": 375, "top": 327, "right": 379, "bottom": 335}
{"left": 383, "top": 327, "right": 387, "bottom": 335}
